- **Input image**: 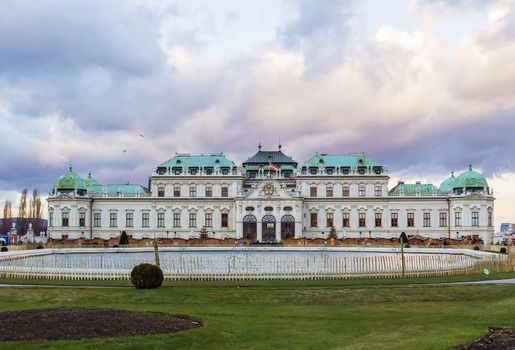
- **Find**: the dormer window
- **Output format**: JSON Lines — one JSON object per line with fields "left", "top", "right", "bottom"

{"left": 176, "top": 159, "right": 181, "bottom": 164}
{"left": 215, "top": 159, "right": 220, "bottom": 164}
{"left": 222, "top": 168, "right": 229, "bottom": 175}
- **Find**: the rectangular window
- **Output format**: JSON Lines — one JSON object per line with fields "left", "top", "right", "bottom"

{"left": 342, "top": 186, "right": 349, "bottom": 197}
{"left": 342, "top": 212, "right": 350, "bottom": 227}
{"left": 407, "top": 213, "right": 415, "bottom": 227}
{"left": 375, "top": 185, "right": 382, "bottom": 197}
{"left": 326, "top": 212, "right": 334, "bottom": 227}
{"left": 157, "top": 212, "right": 165, "bottom": 227}
{"left": 439, "top": 212, "right": 447, "bottom": 227}
{"left": 126, "top": 212, "right": 133, "bottom": 227}
{"left": 189, "top": 186, "right": 197, "bottom": 197}
{"left": 110, "top": 213, "right": 117, "bottom": 227}
{"left": 472, "top": 212, "right": 479, "bottom": 227}
{"left": 310, "top": 186, "right": 317, "bottom": 197}
{"left": 423, "top": 212, "right": 431, "bottom": 227}
{"left": 62, "top": 212, "right": 69, "bottom": 227}
{"left": 49, "top": 212, "right": 54, "bottom": 227}
{"left": 158, "top": 186, "right": 165, "bottom": 197}
{"left": 488, "top": 211, "right": 492, "bottom": 227}
{"left": 205, "top": 186, "right": 212, "bottom": 197}
{"left": 173, "top": 186, "right": 180, "bottom": 197}
{"left": 359, "top": 213, "right": 366, "bottom": 227}
{"left": 79, "top": 212, "right": 86, "bottom": 227}
{"left": 455, "top": 212, "right": 461, "bottom": 227}
{"left": 205, "top": 212, "right": 212, "bottom": 227}
{"left": 173, "top": 212, "right": 181, "bottom": 228}
{"left": 391, "top": 213, "right": 398, "bottom": 227}
{"left": 142, "top": 212, "right": 149, "bottom": 228}
{"left": 375, "top": 213, "right": 382, "bottom": 227}
{"left": 189, "top": 212, "right": 196, "bottom": 227}
{"left": 310, "top": 212, "right": 318, "bottom": 227}
{"left": 94, "top": 213, "right": 101, "bottom": 227}
{"left": 326, "top": 186, "right": 333, "bottom": 197}
{"left": 358, "top": 185, "right": 366, "bottom": 197}
{"left": 221, "top": 213, "right": 228, "bottom": 228}
{"left": 221, "top": 186, "right": 228, "bottom": 197}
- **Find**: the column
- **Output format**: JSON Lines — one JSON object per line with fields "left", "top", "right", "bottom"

{"left": 275, "top": 220, "right": 281, "bottom": 242}
{"left": 295, "top": 220, "right": 302, "bottom": 238}
{"left": 257, "top": 221, "right": 262, "bottom": 242}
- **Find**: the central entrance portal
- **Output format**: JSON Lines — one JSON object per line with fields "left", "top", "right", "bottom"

{"left": 262, "top": 215, "right": 276, "bottom": 242}
{"left": 242, "top": 215, "right": 257, "bottom": 241}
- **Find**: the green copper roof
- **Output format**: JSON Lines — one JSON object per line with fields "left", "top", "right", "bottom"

{"left": 453, "top": 166, "right": 488, "bottom": 189}
{"left": 53, "top": 168, "right": 87, "bottom": 191}
{"left": 158, "top": 153, "right": 236, "bottom": 168}
{"left": 89, "top": 184, "right": 149, "bottom": 194}
{"left": 84, "top": 173, "right": 103, "bottom": 188}
{"left": 243, "top": 150, "right": 297, "bottom": 165}
{"left": 439, "top": 172, "right": 456, "bottom": 192}
{"left": 303, "top": 153, "right": 381, "bottom": 167}
{"left": 390, "top": 182, "right": 437, "bottom": 194}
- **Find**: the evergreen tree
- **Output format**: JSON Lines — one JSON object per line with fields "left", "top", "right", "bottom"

{"left": 119, "top": 231, "right": 129, "bottom": 245}
{"left": 328, "top": 226, "right": 337, "bottom": 239}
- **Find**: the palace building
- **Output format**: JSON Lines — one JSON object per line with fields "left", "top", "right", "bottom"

{"left": 47, "top": 146, "right": 495, "bottom": 243}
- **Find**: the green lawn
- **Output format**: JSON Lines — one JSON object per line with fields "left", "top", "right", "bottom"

{"left": 0, "top": 276, "right": 515, "bottom": 349}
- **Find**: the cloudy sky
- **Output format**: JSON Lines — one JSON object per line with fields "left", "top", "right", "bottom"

{"left": 1, "top": 0, "right": 514, "bottom": 225}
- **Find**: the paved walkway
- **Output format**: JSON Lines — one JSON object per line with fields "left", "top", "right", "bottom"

{"left": 445, "top": 278, "right": 515, "bottom": 285}
{"left": 0, "top": 283, "right": 124, "bottom": 288}
{"left": 1, "top": 279, "right": 515, "bottom": 288}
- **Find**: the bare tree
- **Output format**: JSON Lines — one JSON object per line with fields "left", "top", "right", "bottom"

{"left": 18, "top": 189, "right": 28, "bottom": 235}
{"left": 29, "top": 189, "right": 43, "bottom": 235}
{"left": 1, "top": 200, "right": 12, "bottom": 234}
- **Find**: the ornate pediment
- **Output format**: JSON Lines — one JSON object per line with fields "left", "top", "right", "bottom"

{"left": 464, "top": 192, "right": 486, "bottom": 201}
{"left": 242, "top": 180, "right": 296, "bottom": 200}
{"left": 53, "top": 193, "right": 75, "bottom": 201}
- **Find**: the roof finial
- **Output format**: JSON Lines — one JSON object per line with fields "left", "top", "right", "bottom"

{"left": 451, "top": 171, "right": 454, "bottom": 177}
{"left": 278, "top": 137, "right": 282, "bottom": 151}
{"left": 69, "top": 159, "right": 73, "bottom": 172}
{"left": 88, "top": 173, "right": 92, "bottom": 179}
{"left": 258, "top": 141, "right": 262, "bottom": 150}
{"left": 469, "top": 164, "right": 472, "bottom": 171}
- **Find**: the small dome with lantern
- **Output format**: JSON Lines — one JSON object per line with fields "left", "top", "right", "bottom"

{"left": 53, "top": 167, "right": 87, "bottom": 195}
{"left": 452, "top": 165, "right": 489, "bottom": 195}
{"left": 438, "top": 172, "right": 456, "bottom": 192}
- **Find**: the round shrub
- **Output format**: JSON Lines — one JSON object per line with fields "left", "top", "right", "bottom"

{"left": 36, "top": 245, "right": 44, "bottom": 249}
{"left": 404, "top": 244, "right": 410, "bottom": 248}
{"left": 1, "top": 246, "right": 8, "bottom": 252}
{"left": 473, "top": 245, "right": 480, "bottom": 251}
{"left": 130, "top": 263, "right": 164, "bottom": 289}
{"left": 500, "top": 247, "right": 507, "bottom": 254}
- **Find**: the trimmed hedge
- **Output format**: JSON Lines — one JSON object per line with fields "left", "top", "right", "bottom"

{"left": 130, "top": 263, "right": 164, "bottom": 289}
{"left": 1, "top": 246, "right": 8, "bottom": 252}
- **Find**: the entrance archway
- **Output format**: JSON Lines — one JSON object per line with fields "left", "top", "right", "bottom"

{"left": 243, "top": 215, "right": 257, "bottom": 241}
{"left": 262, "top": 215, "right": 276, "bottom": 242}
{"left": 281, "top": 215, "right": 295, "bottom": 240}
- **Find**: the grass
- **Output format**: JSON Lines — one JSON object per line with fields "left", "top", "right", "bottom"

{"left": 1, "top": 271, "right": 515, "bottom": 287}
{"left": 0, "top": 275, "right": 515, "bottom": 349}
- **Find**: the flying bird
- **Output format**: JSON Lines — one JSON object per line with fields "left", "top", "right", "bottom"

{"left": 123, "top": 149, "right": 127, "bottom": 153}
{"left": 139, "top": 134, "right": 144, "bottom": 138}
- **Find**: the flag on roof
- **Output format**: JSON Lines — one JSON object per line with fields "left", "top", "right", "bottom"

{"left": 269, "top": 162, "right": 280, "bottom": 172}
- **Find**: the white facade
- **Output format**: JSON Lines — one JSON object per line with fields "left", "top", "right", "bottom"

{"left": 47, "top": 152, "right": 495, "bottom": 243}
